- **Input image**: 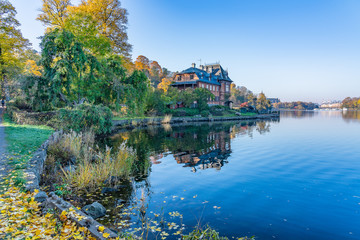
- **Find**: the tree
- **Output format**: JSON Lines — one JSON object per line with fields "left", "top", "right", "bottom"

{"left": 247, "top": 92, "right": 257, "bottom": 107}
{"left": 149, "top": 60, "right": 162, "bottom": 86}
{"left": 194, "top": 88, "right": 214, "bottom": 111}
{"left": 122, "top": 70, "right": 150, "bottom": 116}
{"left": 63, "top": 10, "right": 111, "bottom": 56}
{"left": 37, "top": 0, "right": 71, "bottom": 30}
{"left": 157, "top": 77, "right": 172, "bottom": 93}
{"left": 26, "top": 29, "right": 99, "bottom": 110}
{"left": 135, "top": 55, "right": 150, "bottom": 74}
{"left": 0, "top": 0, "right": 30, "bottom": 99}
{"left": 256, "top": 92, "right": 271, "bottom": 112}
{"left": 75, "top": 0, "right": 132, "bottom": 56}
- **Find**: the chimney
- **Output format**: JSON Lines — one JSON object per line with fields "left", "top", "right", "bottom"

{"left": 191, "top": 63, "right": 196, "bottom": 68}
{"left": 200, "top": 65, "right": 204, "bottom": 70}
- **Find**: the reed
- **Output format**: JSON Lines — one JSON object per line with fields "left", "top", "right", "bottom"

{"left": 161, "top": 114, "right": 172, "bottom": 124}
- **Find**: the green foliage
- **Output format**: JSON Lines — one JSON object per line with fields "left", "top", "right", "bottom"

{"left": 194, "top": 88, "right": 214, "bottom": 111}
{"left": 146, "top": 89, "right": 166, "bottom": 115}
{"left": 58, "top": 104, "right": 113, "bottom": 135}
{"left": 200, "top": 110, "right": 211, "bottom": 117}
{"left": 123, "top": 70, "right": 150, "bottom": 116}
{"left": 170, "top": 108, "right": 199, "bottom": 117}
{"left": 53, "top": 184, "right": 71, "bottom": 197}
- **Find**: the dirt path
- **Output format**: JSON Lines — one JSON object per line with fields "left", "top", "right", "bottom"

{"left": 0, "top": 107, "right": 8, "bottom": 179}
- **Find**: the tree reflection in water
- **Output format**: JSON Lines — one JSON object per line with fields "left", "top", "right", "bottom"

{"left": 105, "top": 119, "right": 279, "bottom": 174}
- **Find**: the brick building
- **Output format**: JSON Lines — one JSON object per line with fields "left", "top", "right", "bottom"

{"left": 171, "top": 63, "right": 233, "bottom": 106}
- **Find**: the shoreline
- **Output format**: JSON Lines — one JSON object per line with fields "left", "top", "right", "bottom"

{"left": 112, "top": 113, "right": 280, "bottom": 129}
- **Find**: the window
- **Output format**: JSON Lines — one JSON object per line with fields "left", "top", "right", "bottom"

{"left": 190, "top": 74, "right": 194, "bottom": 80}
{"left": 201, "top": 84, "right": 204, "bottom": 88}
{"left": 178, "top": 76, "right": 182, "bottom": 81}
{"left": 226, "top": 84, "right": 229, "bottom": 92}
{"left": 207, "top": 85, "right": 209, "bottom": 90}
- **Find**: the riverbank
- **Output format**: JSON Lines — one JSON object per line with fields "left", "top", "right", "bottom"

{"left": 113, "top": 113, "right": 280, "bottom": 129}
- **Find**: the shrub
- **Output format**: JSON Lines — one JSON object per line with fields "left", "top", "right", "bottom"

{"left": 210, "top": 105, "right": 227, "bottom": 112}
{"left": 200, "top": 110, "right": 210, "bottom": 117}
{"left": 171, "top": 108, "right": 199, "bottom": 117}
{"left": 9, "top": 97, "right": 32, "bottom": 111}
{"left": 58, "top": 104, "right": 113, "bottom": 135}
{"left": 211, "top": 111, "right": 223, "bottom": 116}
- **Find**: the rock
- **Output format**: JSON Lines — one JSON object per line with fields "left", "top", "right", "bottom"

{"left": 194, "top": 115, "right": 201, "bottom": 118}
{"left": 103, "top": 176, "right": 124, "bottom": 185}
{"left": 235, "top": 112, "right": 241, "bottom": 116}
{"left": 70, "top": 156, "right": 77, "bottom": 164}
{"left": 63, "top": 165, "right": 76, "bottom": 173}
{"left": 101, "top": 187, "right": 118, "bottom": 194}
{"left": 82, "top": 202, "right": 106, "bottom": 219}
{"left": 34, "top": 191, "right": 48, "bottom": 203}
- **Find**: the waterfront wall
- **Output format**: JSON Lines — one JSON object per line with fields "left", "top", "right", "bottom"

{"left": 113, "top": 113, "right": 280, "bottom": 129}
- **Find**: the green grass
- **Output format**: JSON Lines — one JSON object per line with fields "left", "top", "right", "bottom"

{"left": 2, "top": 114, "right": 53, "bottom": 186}
{"left": 3, "top": 113, "right": 53, "bottom": 157}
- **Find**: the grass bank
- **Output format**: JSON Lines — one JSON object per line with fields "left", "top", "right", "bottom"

{"left": 2, "top": 113, "right": 53, "bottom": 187}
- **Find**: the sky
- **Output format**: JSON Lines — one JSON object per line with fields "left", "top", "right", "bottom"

{"left": 11, "top": 0, "right": 360, "bottom": 103}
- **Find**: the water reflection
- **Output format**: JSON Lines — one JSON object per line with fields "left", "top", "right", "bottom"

{"left": 280, "top": 110, "right": 360, "bottom": 122}
{"left": 342, "top": 110, "right": 360, "bottom": 123}
{"left": 105, "top": 119, "right": 279, "bottom": 173}
{"left": 280, "top": 110, "right": 316, "bottom": 118}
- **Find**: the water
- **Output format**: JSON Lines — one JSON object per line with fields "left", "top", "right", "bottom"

{"left": 100, "top": 111, "right": 360, "bottom": 239}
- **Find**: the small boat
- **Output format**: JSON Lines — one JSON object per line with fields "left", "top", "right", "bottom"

{"left": 343, "top": 108, "right": 348, "bottom": 111}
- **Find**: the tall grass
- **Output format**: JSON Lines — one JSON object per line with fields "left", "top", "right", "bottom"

{"left": 183, "top": 226, "right": 254, "bottom": 240}
{"left": 62, "top": 144, "right": 136, "bottom": 190}
{"left": 46, "top": 131, "right": 136, "bottom": 191}
{"left": 161, "top": 114, "right": 172, "bottom": 124}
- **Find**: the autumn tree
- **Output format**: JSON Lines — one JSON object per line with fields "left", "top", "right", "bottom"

{"left": 0, "top": 0, "right": 30, "bottom": 99}
{"left": 63, "top": 10, "right": 111, "bottom": 55}
{"left": 247, "top": 92, "right": 257, "bottom": 107}
{"left": 37, "top": 0, "right": 71, "bottom": 30}
{"left": 256, "top": 92, "right": 271, "bottom": 112}
{"left": 134, "top": 55, "right": 150, "bottom": 75}
{"left": 157, "top": 77, "right": 173, "bottom": 93}
{"left": 74, "top": 0, "right": 132, "bottom": 56}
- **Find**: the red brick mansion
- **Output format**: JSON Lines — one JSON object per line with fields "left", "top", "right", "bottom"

{"left": 171, "top": 63, "right": 233, "bottom": 106}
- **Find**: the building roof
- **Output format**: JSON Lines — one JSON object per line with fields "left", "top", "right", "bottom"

{"left": 176, "top": 63, "right": 233, "bottom": 83}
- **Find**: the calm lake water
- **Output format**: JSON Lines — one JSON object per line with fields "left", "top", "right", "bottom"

{"left": 98, "top": 110, "right": 360, "bottom": 239}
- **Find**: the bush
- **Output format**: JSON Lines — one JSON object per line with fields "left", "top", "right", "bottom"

{"left": 58, "top": 104, "right": 113, "bottom": 135}
{"left": 171, "top": 108, "right": 199, "bottom": 117}
{"left": 9, "top": 97, "right": 32, "bottom": 111}
{"left": 210, "top": 105, "right": 227, "bottom": 112}
{"left": 200, "top": 110, "right": 211, "bottom": 117}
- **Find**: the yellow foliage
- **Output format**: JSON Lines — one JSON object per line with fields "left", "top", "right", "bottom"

{"left": 0, "top": 183, "right": 97, "bottom": 240}
{"left": 157, "top": 78, "right": 173, "bottom": 93}
{"left": 24, "top": 60, "right": 42, "bottom": 76}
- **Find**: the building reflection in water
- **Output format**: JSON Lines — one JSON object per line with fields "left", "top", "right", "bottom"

{"left": 172, "top": 130, "right": 231, "bottom": 172}
{"left": 105, "top": 119, "right": 279, "bottom": 173}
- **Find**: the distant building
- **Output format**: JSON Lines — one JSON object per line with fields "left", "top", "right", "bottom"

{"left": 267, "top": 98, "right": 280, "bottom": 104}
{"left": 171, "top": 63, "right": 233, "bottom": 106}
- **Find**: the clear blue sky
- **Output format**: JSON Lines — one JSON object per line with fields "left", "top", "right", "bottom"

{"left": 12, "top": 0, "right": 360, "bottom": 103}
